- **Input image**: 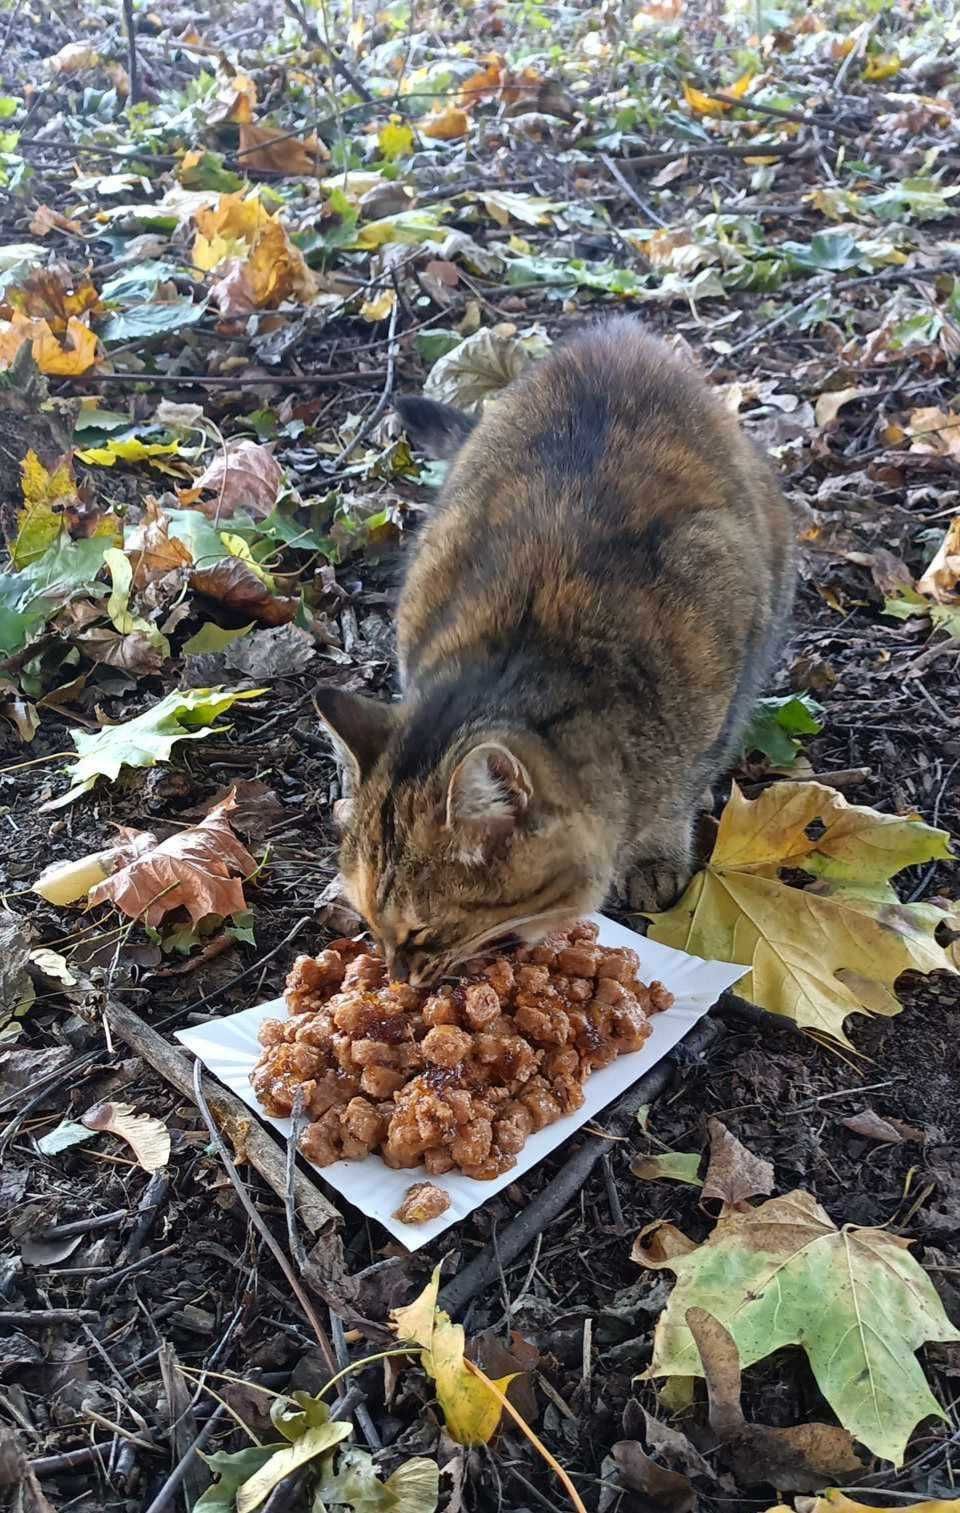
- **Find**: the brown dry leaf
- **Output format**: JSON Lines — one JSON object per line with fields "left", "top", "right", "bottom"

{"left": 687, "top": 1308, "right": 864, "bottom": 1492}
{"left": 631, "top": 1220, "right": 698, "bottom": 1265}
{"left": 209, "top": 260, "right": 258, "bottom": 318}
{"left": 82, "top": 1100, "right": 171, "bottom": 1171}
{"left": 702, "top": 1117, "right": 775, "bottom": 1211}
{"left": 195, "top": 440, "right": 283, "bottom": 519}
{"left": 842, "top": 1108, "right": 925, "bottom": 1144}
{"left": 917, "top": 515, "right": 960, "bottom": 604}
{"left": 610, "top": 1440, "right": 695, "bottom": 1513}
{"left": 209, "top": 70, "right": 258, "bottom": 124}
{"left": 420, "top": 105, "right": 470, "bottom": 140}
{"left": 30, "top": 206, "right": 84, "bottom": 237}
{"left": 3, "top": 267, "right": 101, "bottom": 330}
{"left": 87, "top": 793, "right": 256, "bottom": 925}
{"left": 237, "top": 121, "right": 328, "bottom": 174}
{"left": 126, "top": 501, "right": 194, "bottom": 587}
{"left": 191, "top": 556, "right": 298, "bottom": 626}
{"left": 184, "top": 779, "right": 285, "bottom": 839}
{"left": 74, "top": 627, "right": 167, "bottom": 675}
{"left": 906, "top": 407, "right": 960, "bottom": 458}
{"left": 458, "top": 54, "right": 504, "bottom": 107}
{"left": 815, "top": 387, "right": 868, "bottom": 429}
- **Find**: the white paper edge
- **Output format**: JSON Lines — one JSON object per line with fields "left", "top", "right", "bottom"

{"left": 176, "top": 915, "right": 746, "bottom": 1251}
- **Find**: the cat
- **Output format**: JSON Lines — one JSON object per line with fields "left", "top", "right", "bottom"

{"left": 315, "top": 317, "right": 795, "bottom": 986}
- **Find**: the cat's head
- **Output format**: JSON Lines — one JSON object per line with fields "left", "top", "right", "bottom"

{"left": 315, "top": 688, "right": 608, "bottom": 985}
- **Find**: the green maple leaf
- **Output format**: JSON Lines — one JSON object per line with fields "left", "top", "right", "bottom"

{"left": 638, "top": 1189, "right": 960, "bottom": 1466}
{"left": 41, "top": 685, "right": 266, "bottom": 812}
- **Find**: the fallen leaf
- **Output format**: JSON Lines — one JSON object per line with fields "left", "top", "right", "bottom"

{"left": 36, "top": 1119, "right": 97, "bottom": 1156}
{"left": 815, "top": 387, "right": 868, "bottom": 428}
{"left": 0, "top": 312, "right": 99, "bottom": 376}
{"left": 28, "top": 948, "right": 77, "bottom": 985}
{"left": 360, "top": 287, "right": 397, "bottom": 323}
{"left": 682, "top": 72, "right": 752, "bottom": 117}
{"left": 191, "top": 557, "right": 298, "bottom": 626}
{"left": 33, "top": 830, "right": 160, "bottom": 906}
{"left": 631, "top": 1220, "right": 699, "bottom": 1265}
{"left": 76, "top": 437, "right": 182, "bottom": 471}
{"left": 646, "top": 781, "right": 956, "bottom": 1049}
{"left": 237, "top": 121, "right": 328, "bottom": 175}
{"left": 103, "top": 548, "right": 169, "bottom": 652}
{"left": 420, "top": 105, "right": 470, "bottom": 140}
{"left": 193, "top": 194, "right": 316, "bottom": 309}
{"left": 842, "top": 1108, "right": 925, "bottom": 1144}
{"left": 126, "top": 500, "right": 195, "bottom": 587}
{"left": 378, "top": 118, "right": 415, "bottom": 160}
{"left": 74, "top": 627, "right": 168, "bottom": 675}
{"left": 88, "top": 794, "right": 256, "bottom": 925}
{"left": 222, "top": 623, "right": 315, "bottom": 679}
{"left": 0, "top": 911, "right": 36, "bottom": 1043}
{"left": 195, "top": 440, "right": 282, "bottom": 519}
{"left": 2, "top": 266, "right": 100, "bottom": 330}
{"left": 640, "top": 1407, "right": 715, "bottom": 1482}
{"left": 424, "top": 324, "right": 551, "bottom": 413}
{"left": 702, "top": 1118, "right": 774, "bottom": 1211}
{"left": 11, "top": 452, "right": 77, "bottom": 568}
{"left": 182, "top": 621, "right": 254, "bottom": 656}
{"left": 687, "top": 1307, "right": 864, "bottom": 1491}
{"left": 47, "top": 41, "right": 100, "bottom": 72}
{"left": 391, "top": 1264, "right": 514, "bottom": 1444}
{"left": 742, "top": 694, "right": 823, "bottom": 767}
{"left": 610, "top": 1440, "right": 695, "bottom": 1512}
{"left": 314, "top": 1446, "right": 440, "bottom": 1513}
{"left": 631, "top": 1151, "right": 703, "bottom": 1186}
{"left": 30, "top": 206, "right": 84, "bottom": 237}
{"left": 863, "top": 54, "right": 901, "bottom": 81}
{"left": 209, "top": 70, "right": 258, "bottom": 125}
{"left": 801, "top": 1498, "right": 960, "bottom": 1513}
{"left": 917, "top": 515, "right": 960, "bottom": 604}
{"left": 640, "top": 1189, "right": 960, "bottom": 1465}
{"left": 234, "top": 1421, "right": 351, "bottom": 1513}
{"left": 184, "top": 779, "right": 285, "bottom": 839}
{"left": 82, "top": 1100, "right": 171, "bottom": 1171}
{"left": 40, "top": 686, "right": 266, "bottom": 811}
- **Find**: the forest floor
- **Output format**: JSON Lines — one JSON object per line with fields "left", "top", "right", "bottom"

{"left": 0, "top": 0, "right": 959, "bottom": 1509}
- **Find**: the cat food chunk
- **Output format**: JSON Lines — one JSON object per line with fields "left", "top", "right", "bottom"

{"left": 395, "top": 1182, "right": 451, "bottom": 1224}
{"left": 251, "top": 924, "right": 673, "bottom": 1181}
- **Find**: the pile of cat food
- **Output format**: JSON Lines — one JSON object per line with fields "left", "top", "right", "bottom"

{"left": 251, "top": 921, "right": 673, "bottom": 1192}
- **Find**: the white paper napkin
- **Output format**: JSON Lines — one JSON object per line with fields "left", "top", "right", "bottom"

{"left": 176, "top": 915, "right": 746, "bottom": 1251}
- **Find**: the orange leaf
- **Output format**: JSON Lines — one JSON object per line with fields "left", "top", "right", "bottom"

{"left": 87, "top": 792, "right": 257, "bottom": 925}
{"left": 458, "top": 54, "right": 504, "bottom": 107}
{"left": 191, "top": 556, "right": 299, "bottom": 626}
{"left": 125, "top": 500, "right": 194, "bottom": 588}
{"left": 0, "top": 312, "right": 99, "bottom": 376}
{"left": 4, "top": 267, "right": 101, "bottom": 330}
{"left": 237, "top": 120, "right": 329, "bottom": 175}
{"left": 194, "top": 439, "right": 283, "bottom": 519}
{"left": 420, "top": 105, "right": 470, "bottom": 140}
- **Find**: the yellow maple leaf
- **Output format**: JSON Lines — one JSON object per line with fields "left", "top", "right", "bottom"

{"left": 391, "top": 1266, "right": 515, "bottom": 1444}
{"left": 360, "top": 287, "right": 397, "bottom": 322}
{"left": 420, "top": 105, "right": 470, "bottom": 140}
{"left": 683, "top": 72, "right": 753, "bottom": 116}
{"left": 646, "top": 781, "right": 956, "bottom": 1049}
{"left": 76, "top": 438, "right": 183, "bottom": 473}
{"left": 0, "top": 312, "right": 99, "bottom": 376}
{"left": 12, "top": 450, "right": 77, "bottom": 568}
{"left": 193, "top": 195, "right": 316, "bottom": 308}
{"left": 378, "top": 117, "right": 415, "bottom": 160}
{"left": 863, "top": 54, "right": 901, "bottom": 81}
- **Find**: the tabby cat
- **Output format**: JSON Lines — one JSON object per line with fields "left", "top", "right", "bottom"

{"left": 315, "top": 318, "right": 795, "bottom": 985}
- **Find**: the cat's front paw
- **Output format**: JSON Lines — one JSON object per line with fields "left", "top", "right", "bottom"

{"left": 624, "top": 859, "right": 692, "bottom": 913}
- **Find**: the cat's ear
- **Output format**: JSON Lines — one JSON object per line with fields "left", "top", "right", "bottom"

{"left": 395, "top": 395, "right": 475, "bottom": 459}
{"left": 446, "top": 742, "right": 532, "bottom": 855}
{"left": 314, "top": 688, "right": 397, "bottom": 786}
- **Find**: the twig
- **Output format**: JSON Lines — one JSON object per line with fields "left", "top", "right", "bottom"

{"left": 439, "top": 1017, "right": 722, "bottom": 1317}
{"left": 331, "top": 292, "right": 401, "bottom": 469}
{"left": 330, "top": 1310, "right": 381, "bottom": 1449}
{"left": 63, "top": 370, "right": 385, "bottom": 389}
{"left": 142, "top": 1404, "right": 227, "bottom": 1513}
{"left": 703, "top": 90, "right": 858, "bottom": 137}
{"left": 619, "top": 138, "right": 805, "bottom": 168}
{"left": 285, "top": 1089, "right": 309, "bottom": 1272}
{"left": 30, "top": 1446, "right": 110, "bottom": 1477}
{"left": 121, "top": 0, "right": 140, "bottom": 105}
{"left": 191, "top": 1058, "right": 338, "bottom": 1376}
{"left": 119, "top": 1171, "right": 169, "bottom": 1266}
{"left": 105, "top": 995, "right": 340, "bottom": 1235}
{"left": 835, "top": 17, "right": 878, "bottom": 91}
{"left": 0, "top": 1308, "right": 99, "bottom": 1324}
{"left": 601, "top": 153, "right": 666, "bottom": 228}
{"left": 34, "top": 1209, "right": 127, "bottom": 1241}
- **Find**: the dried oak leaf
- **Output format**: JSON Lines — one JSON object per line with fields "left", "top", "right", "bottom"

{"left": 88, "top": 793, "right": 256, "bottom": 925}
{"left": 194, "top": 440, "right": 283, "bottom": 519}
{"left": 191, "top": 556, "right": 298, "bottom": 626}
{"left": 82, "top": 1100, "right": 171, "bottom": 1171}
{"left": 702, "top": 1117, "right": 774, "bottom": 1211}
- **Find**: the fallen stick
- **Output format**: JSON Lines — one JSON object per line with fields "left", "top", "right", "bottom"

{"left": 104, "top": 998, "right": 340, "bottom": 1236}
{"left": 439, "top": 1016, "right": 722, "bottom": 1319}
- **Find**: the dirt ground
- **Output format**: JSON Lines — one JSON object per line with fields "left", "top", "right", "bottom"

{"left": 1, "top": 0, "right": 960, "bottom": 1508}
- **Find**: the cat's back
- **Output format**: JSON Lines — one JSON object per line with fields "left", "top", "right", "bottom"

{"left": 398, "top": 318, "right": 793, "bottom": 679}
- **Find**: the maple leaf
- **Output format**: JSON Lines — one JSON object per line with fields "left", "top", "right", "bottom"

{"left": 190, "top": 556, "right": 298, "bottom": 626}
{"left": 0, "top": 312, "right": 99, "bottom": 376}
{"left": 391, "top": 1265, "right": 515, "bottom": 1444}
{"left": 637, "top": 1189, "right": 960, "bottom": 1465}
{"left": 125, "top": 501, "right": 195, "bottom": 588}
{"left": 4, "top": 267, "right": 101, "bottom": 331}
{"left": 420, "top": 105, "right": 470, "bottom": 140}
{"left": 40, "top": 686, "right": 266, "bottom": 811}
{"left": 87, "top": 794, "right": 256, "bottom": 924}
{"left": 12, "top": 451, "right": 78, "bottom": 569}
{"left": 236, "top": 121, "right": 328, "bottom": 174}
{"left": 917, "top": 514, "right": 960, "bottom": 604}
{"left": 194, "top": 440, "right": 283, "bottom": 519}
{"left": 646, "top": 781, "right": 956, "bottom": 1049}
{"left": 193, "top": 194, "right": 316, "bottom": 309}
